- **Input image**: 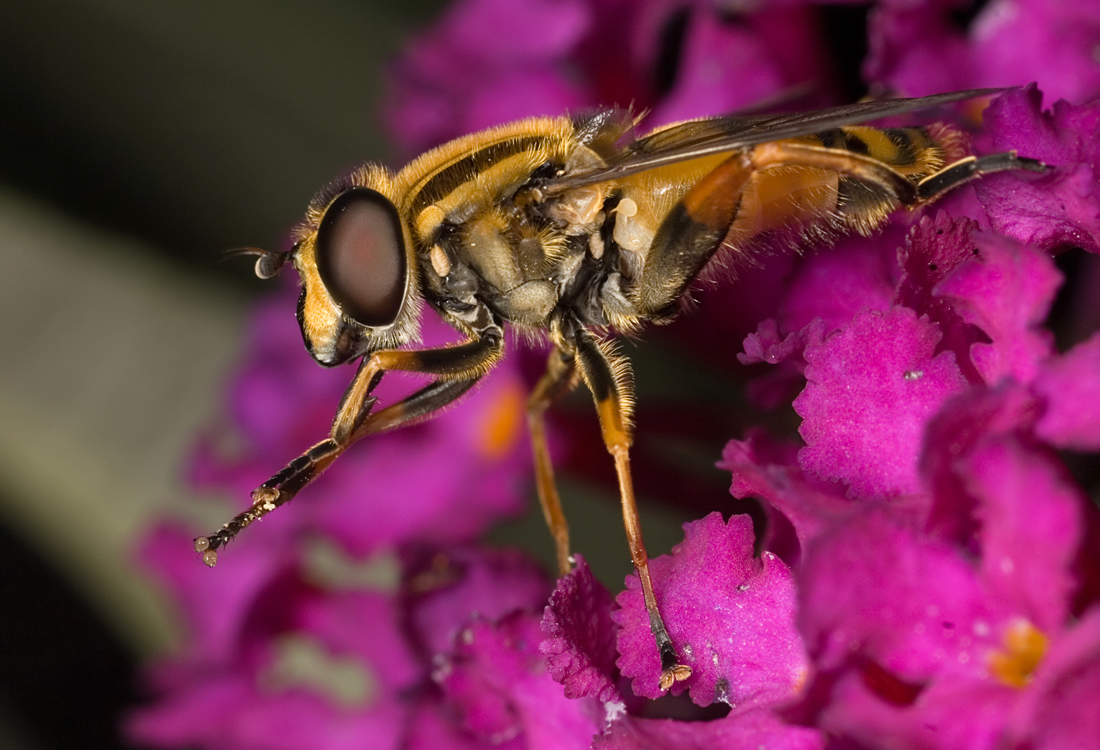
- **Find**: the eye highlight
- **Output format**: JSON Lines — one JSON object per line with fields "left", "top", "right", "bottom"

{"left": 315, "top": 188, "right": 407, "bottom": 328}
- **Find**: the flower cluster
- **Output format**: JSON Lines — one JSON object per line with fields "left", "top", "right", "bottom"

{"left": 128, "top": 1, "right": 1100, "bottom": 748}
{"left": 722, "top": 167, "right": 1100, "bottom": 747}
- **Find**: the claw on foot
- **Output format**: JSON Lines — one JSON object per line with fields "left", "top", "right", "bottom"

{"left": 658, "top": 664, "right": 693, "bottom": 692}
{"left": 654, "top": 621, "right": 690, "bottom": 692}
{"left": 194, "top": 536, "right": 219, "bottom": 567}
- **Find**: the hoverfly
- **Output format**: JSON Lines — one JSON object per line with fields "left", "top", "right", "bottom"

{"left": 196, "top": 89, "right": 1044, "bottom": 690}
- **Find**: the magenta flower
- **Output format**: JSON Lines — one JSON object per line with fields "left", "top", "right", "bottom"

{"left": 592, "top": 707, "right": 824, "bottom": 750}
{"left": 1032, "top": 332, "right": 1100, "bottom": 449}
{"left": 543, "top": 554, "right": 823, "bottom": 748}
{"left": 720, "top": 110, "right": 1100, "bottom": 746}
{"left": 976, "top": 86, "right": 1100, "bottom": 255}
{"left": 128, "top": 538, "right": 566, "bottom": 749}
{"left": 403, "top": 546, "right": 551, "bottom": 658}
{"left": 434, "top": 612, "right": 603, "bottom": 748}
{"left": 383, "top": 0, "right": 590, "bottom": 154}
{"left": 405, "top": 549, "right": 606, "bottom": 750}
{"left": 795, "top": 305, "right": 969, "bottom": 500}
{"left": 866, "top": 0, "right": 1100, "bottom": 105}
{"left": 724, "top": 350, "right": 1100, "bottom": 748}
{"left": 613, "top": 513, "right": 807, "bottom": 707}
{"left": 127, "top": 529, "right": 420, "bottom": 750}
{"left": 795, "top": 431, "right": 1097, "bottom": 750}
{"left": 385, "top": 0, "right": 832, "bottom": 155}
{"left": 541, "top": 556, "right": 621, "bottom": 705}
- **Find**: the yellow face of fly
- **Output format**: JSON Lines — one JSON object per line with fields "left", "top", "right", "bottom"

{"left": 289, "top": 164, "right": 422, "bottom": 367}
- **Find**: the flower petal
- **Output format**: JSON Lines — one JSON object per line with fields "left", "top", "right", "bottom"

{"left": 719, "top": 431, "right": 854, "bottom": 564}
{"left": 435, "top": 612, "right": 602, "bottom": 748}
{"left": 779, "top": 233, "right": 899, "bottom": 335}
{"left": 934, "top": 232, "right": 1061, "bottom": 385}
{"left": 594, "top": 707, "right": 823, "bottom": 750}
{"left": 405, "top": 546, "right": 551, "bottom": 658}
{"left": 920, "top": 384, "right": 1040, "bottom": 544}
{"left": 896, "top": 211, "right": 986, "bottom": 382}
{"left": 614, "top": 513, "right": 807, "bottom": 707}
{"left": 540, "top": 555, "right": 621, "bottom": 703}
{"left": 799, "top": 509, "right": 1001, "bottom": 678}
{"left": 1004, "top": 606, "right": 1100, "bottom": 749}
{"left": 795, "top": 306, "right": 968, "bottom": 500}
{"left": 961, "top": 437, "right": 1083, "bottom": 632}
{"left": 1033, "top": 330, "right": 1100, "bottom": 450}
{"left": 977, "top": 86, "right": 1100, "bottom": 254}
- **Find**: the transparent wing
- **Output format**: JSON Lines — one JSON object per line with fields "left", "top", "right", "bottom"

{"left": 543, "top": 89, "right": 1005, "bottom": 195}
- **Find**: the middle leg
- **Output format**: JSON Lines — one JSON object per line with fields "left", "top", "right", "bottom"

{"left": 527, "top": 346, "right": 581, "bottom": 576}
{"left": 571, "top": 328, "right": 693, "bottom": 691}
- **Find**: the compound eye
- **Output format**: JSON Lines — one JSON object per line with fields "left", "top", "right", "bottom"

{"left": 315, "top": 187, "right": 407, "bottom": 327}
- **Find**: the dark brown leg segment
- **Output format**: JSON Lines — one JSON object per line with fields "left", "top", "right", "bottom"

{"left": 572, "top": 330, "right": 692, "bottom": 690}
{"left": 916, "top": 151, "right": 1045, "bottom": 202}
{"left": 526, "top": 346, "right": 580, "bottom": 576}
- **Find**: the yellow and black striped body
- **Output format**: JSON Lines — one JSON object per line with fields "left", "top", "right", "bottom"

{"left": 789, "top": 124, "right": 966, "bottom": 233}
{"left": 291, "top": 112, "right": 970, "bottom": 359}
{"left": 612, "top": 121, "right": 974, "bottom": 320}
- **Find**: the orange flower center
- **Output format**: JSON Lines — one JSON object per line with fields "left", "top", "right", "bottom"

{"left": 478, "top": 380, "right": 523, "bottom": 459}
{"left": 989, "top": 619, "right": 1048, "bottom": 688}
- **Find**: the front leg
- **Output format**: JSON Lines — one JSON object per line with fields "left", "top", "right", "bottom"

{"left": 195, "top": 327, "right": 503, "bottom": 566}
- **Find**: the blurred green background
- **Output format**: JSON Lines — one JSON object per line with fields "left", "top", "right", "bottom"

{"left": 0, "top": 1, "right": 447, "bottom": 747}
